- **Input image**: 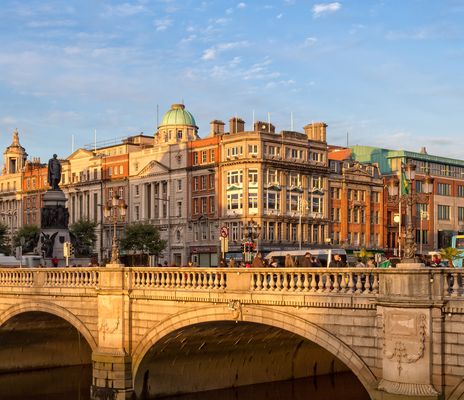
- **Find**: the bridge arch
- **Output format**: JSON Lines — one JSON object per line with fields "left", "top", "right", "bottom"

{"left": 0, "top": 301, "right": 98, "bottom": 351}
{"left": 132, "top": 304, "right": 377, "bottom": 394}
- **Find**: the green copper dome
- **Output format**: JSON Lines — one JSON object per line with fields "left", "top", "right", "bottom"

{"left": 160, "top": 104, "right": 196, "bottom": 127}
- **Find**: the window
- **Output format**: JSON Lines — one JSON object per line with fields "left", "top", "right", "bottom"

{"left": 438, "top": 205, "right": 451, "bottom": 220}
{"left": 227, "top": 170, "right": 243, "bottom": 185}
{"left": 135, "top": 185, "right": 140, "bottom": 196}
{"left": 93, "top": 168, "right": 98, "bottom": 180}
{"left": 416, "top": 181, "right": 423, "bottom": 193}
{"left": 119, "top": 165, "right": 123, "bottom": 175}
{"left": 248, "top": 192, "right": 258, "bottom": 210}
{"left": 458, "top": 186, "right": 464, "bottom": 198}
{"left": 201, "top": 175, "right": 207, "bottom": 190}
{"left": 266, "top": 192, "right": 280, "bottom": 210}
{"left": 286, "top": 193, "right": 299, "bottom": 212}
{"left": 289, "top": 173, "right": 300, "bottom": 187}
{"left": 202, "top": 151, "right": 207, "bottom": 163}
{"left": 311, "top": 196, "right": 323, "bottom": 213}
{"left": 193, "top": 152, "right": 198, "bottom": 165}
{"left": 458, "top": 207, "right": 464, "bottom": 221}
{"left": 227, "top": 193, "right": 243, "bottom": 210}
{"left": 201, "top": 197, "right": 207, "bottom": 213}
{"left": 209, "top": 174, "right": 214, "bottom": 188}
{"left": 177, "top": 179, "right": 182, "bottom": 191}
{"left": 194, "top": 198, "right": 199, "bottom": 214}
{"left": 135, "top": 206, "right": 140, "bottom": 221}
{"left": 248, "top": 144, "right": 258, "bottom": 155}
{"left": 118, "top": 187, "right": 124, "bottom": 198}
{"left": 416, "top": 230, "right": 429, "bottom": 245}
{"left": 194, "top": 177, "right": 199, "bottom": 191}
{"left": 268, "top": 222, "right": 275, "bottom": 241}
{"left": 177, "top": 201, "right": 182, "bottom": 217}
{"left": 331, "top": 187, "right": 340, "bottom": 200}
{"left": 209, "top": 197, "right": 215, "bottom": 213}
{"left": 331, "top": 208, "right": 340, "bottom": 222}
{"left": 437, "top": 183, "right": 451, "bottom": 196}
{"left": 373, "top": 192, "right": 380, "bottom": 203}
{"left": 177, "top": 130, "right": 183, "bottom": 139}
{"left": 210, "top": 149, "right": 215, "bottom": 161}
{"left": 108, "top": 167, "right": 112, "bottom": 176}
{"left": 248, "top": 169, "right": 258, "bottom": 185}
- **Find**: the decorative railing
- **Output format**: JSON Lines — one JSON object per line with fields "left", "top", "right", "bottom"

{"left": 131, "top": 268, "right": 227, "bottom": 290}
{"left": 44, "top": 269, "right": 100, "bottom": 287}
{"left": 0, "top": 266, "right": 463, "bottom": 299}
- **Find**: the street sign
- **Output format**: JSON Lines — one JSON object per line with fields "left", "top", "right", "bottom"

{"left": 220, "top": 226, "right": 229, "bottom": 238}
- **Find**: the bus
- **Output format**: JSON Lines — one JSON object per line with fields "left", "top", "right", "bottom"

{"left": 451, "top": 235, "right": 464, "bottom": 268}
{"left": 265, "top": 249, "right": 348, "bottom": 268}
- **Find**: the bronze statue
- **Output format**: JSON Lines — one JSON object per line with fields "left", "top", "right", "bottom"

{"left": 48, "top": 154, "right": 61, "bottom": 190}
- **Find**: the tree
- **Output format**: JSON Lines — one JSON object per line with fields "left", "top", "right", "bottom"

{"left": 439, "top": 247, "right": 464, "bottom": 268}
{"left": 0, "top": 223, "right": 10, "bottom": 255}
{"left": 69, "top": 219, "right": 97, "bottom": 257}
{"left": 354, "top": 248, "right": 374, "bottom": 264}
{"left": 120, "top": 223, "right": 166, "bottom": 265}
{"left": 13, "top": 225, "right": 40, "bottom": 253}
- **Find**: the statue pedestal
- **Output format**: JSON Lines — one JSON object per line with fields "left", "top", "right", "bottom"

{"left": 40, "top": 189, "right": 70, "bottom": 260}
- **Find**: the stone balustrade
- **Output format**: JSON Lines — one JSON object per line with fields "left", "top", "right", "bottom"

{"left": 0, "top": 266, "right": 462, "bottom": 299}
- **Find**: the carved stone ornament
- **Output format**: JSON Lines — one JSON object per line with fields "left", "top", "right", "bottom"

{"left": 228, "top": 300, "right": 242, "bottom": 321}
{"left": 99, "top": 318, "right": 120, "bottom": 341}
{"left": 383, "top": 313, "right": 426, "bottom": 376}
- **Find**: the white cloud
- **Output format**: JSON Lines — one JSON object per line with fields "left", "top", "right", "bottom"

{"left": 201, "top": 41, "right": 249, "bottom": 60}
{"left": 312, "top": 2, "right": 341, "bottom": 17}
{"left": 154, "top": 18, "right": 173, "bottom": 31}
{"left": 102, "top": 3, "right": 148, "bottom": 17}
{"left": 237, "top": 2, "right": 246, "bottom": 9}
{"left": 276, "top": 13, "right": 283, "bottom": 19}
{"left": 303, "top": 37, "right": 318, "bottom": 46}
{"left": 0, "top": 116, "right": 17, "bottom": 125}
{"left": 226, "top": 8, "right": 234, "bottom": 14}
{"left": 26, "top": 19, "right": 76, "bottom": 28}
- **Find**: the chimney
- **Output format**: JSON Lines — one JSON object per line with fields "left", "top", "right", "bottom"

{"left": 229, "top": 117, "right": 245, "bottom": 134}
{"left": 304, "top": 122, "right": 327, "bottom": 142}
{"left": 419, "top": 146, "right": 428, "bottom": 154}
{"left": 254, "top": 121, "right": 275, "bottom": 133}
{"left": 210, "top": 120, "right": 225, "bottom": 136}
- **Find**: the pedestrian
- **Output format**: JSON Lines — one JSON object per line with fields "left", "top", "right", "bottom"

{"left": 367, "top": 257, "right": 377, "bottom": 268}
{"left": 355, "top": 257, "right": 366, "bottom": 268}
{"left": 251, "top": 253, "right": 265, "bottom": 268}
{"left": 51, "top": 257, "right": 59, "bottom": 268}
{"left": 329, "top": 254, "right": 346, "bottom": 268}
{"left": 229, "top": 258, "right": 236, "bottom": 268}
{"left": 300, "top": 252, "right": 313, "bottom": 267}
{"left": 270, "top": 257, "right": 278, "bottom": 268}
{"left": 284, "top": 253, "right": 295, "bottom": 268}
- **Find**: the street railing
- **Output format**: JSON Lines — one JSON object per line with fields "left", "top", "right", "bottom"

{"left": 0, "top": 266, "right": 463, "bottom": 299}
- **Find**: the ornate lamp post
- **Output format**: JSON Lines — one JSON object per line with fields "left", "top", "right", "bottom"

{"left": 387, "top": 162, "right": 433, "bottom": 263}
{"left": 104, "top": 195, "right": 127, "bottom": 264}
{"left": 243, "top": 220, "right": 261, "bottom": 261}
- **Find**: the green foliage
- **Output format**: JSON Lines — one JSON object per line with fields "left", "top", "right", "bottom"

{"left": 13, "top": 225, "right": 40, "bottom": 252}
{"left": 439, "top": 247, "right": 464, "bottom": 268}
{"left": 70, "top": 219, "right": 97, "bottom": 256}
{"left": 354, "top": 248, "right": 374, "bottom": 264}
{"left": 120, "top": 223, "right": 166, "bottom": 256}
{"left": 0, "top": 223, "right": 10, "bottom": 254}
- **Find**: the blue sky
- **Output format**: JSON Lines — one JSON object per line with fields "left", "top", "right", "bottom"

{"left": 0, "top": 0, "right": 463, "bottom": 161}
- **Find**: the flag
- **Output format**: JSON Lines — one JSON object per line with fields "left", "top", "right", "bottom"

{"left": 401, "top": 171, "right": 410, "bottom": 195}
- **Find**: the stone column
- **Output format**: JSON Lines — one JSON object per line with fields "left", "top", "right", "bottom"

{"left": 375, "top": 266, "right": 442, "bottom": 400}
{"left": 91, "top": 266, "right": 133, "bottom": 400}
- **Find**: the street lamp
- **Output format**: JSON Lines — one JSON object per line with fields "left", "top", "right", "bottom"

{"left": 104, "top": 194, "right": 127, "bottom": 264}
{"left": 243, "top": 220, "right": 261, "bottom": 260}
{"left": 387, "top": 162, "right": 433, "bottom": 262}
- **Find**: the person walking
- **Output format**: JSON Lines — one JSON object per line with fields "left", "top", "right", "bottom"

{"left": 284, "top": 253, "right": 295, "bottom": 268}
{"left": 251, "top": 253, "right": 265, "bottom": 268}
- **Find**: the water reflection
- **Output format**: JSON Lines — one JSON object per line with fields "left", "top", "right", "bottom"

{"left": 0, "top": 367, "right": 369, "bottom": 400}
{"left": 161, "top": 372, "right": 370, "bottom": 400}
{"left": 0, "top": 365, "right": 92, "bottom": 400}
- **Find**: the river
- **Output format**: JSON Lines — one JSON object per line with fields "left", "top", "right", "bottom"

{"left": 0, "top": 366, "right": 369, "bottom": 400}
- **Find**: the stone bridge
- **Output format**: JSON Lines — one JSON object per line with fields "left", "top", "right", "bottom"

{"left": 0, "top": 265, "right": 464, "bottom": 400}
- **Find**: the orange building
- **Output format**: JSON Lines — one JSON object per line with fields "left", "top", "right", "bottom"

{"left": 328, "top": 148, "right": 385, "bottom": 250}
{"left": 22, "top": 159, "right": 48, "bottom": 226}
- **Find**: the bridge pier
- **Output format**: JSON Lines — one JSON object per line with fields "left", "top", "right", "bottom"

{"left": 376, "top": 263, "right": 442, "bottom": 400}
{"left": 91, "top": 263, "right": 134, "bottom": 400}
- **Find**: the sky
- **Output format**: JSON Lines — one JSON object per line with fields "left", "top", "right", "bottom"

{"left": 0, "top": 0, "right": 463, "bottom": 161}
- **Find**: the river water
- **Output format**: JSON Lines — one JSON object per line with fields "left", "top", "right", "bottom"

{"left": 0, "top": 366, "right": 369, "bottom": 400}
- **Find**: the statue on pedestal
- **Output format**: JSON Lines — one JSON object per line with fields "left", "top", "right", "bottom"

{"left": 48, "top": 154, "right": 61, "bottom": 190}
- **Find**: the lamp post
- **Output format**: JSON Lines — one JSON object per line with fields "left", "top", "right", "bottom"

{"left": 298, "top": 196, "right": 308, "bottom": 250}
{"left": 243, "top": 220, "right": 261, "bottom": 260}
{"left": 387, "top": 161, "right": 433, "bottom": 262}
{"left": 104, "top": 194, "right": 127, "bottom": 264}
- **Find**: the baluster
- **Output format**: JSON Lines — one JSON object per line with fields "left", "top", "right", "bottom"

{"left": 310, "top": 272, "right": 317, "bottom": 292}
{"left": 186, "top": 271, "right": 192, "bottom": 288}
{"left": 250, "top": 273, "right": 256, "bottom": 291}
{"left": 371, "top": 273, "right": 379, "bottom": 294}
{"left": 355, "top": 271, "right": 363, "bottom": 293}
{"left": 269, "top": 271, "right": 276, "bottom": 291}
{"left": 347, "top": 272, "right": 354, "bottom": 293}
{"left": 175, "top": 272, "right": 181, "bottom": 288}
{"left": 258, "top": 273, "right": 264, "bottom": 291}
{"left": 332, "top": 272, "right": 340, "bottom": 293}
{"left": 160, "top": 271, "right": 166, "bottom": 287}
{"left": 282, "top": 272, "right": 289, "bottom": 291}
{"left": 206, "top": 272, "right": 212, "bottom": 289}
{"left": 295, "top": 273, "right": 302, "bottom": 291}
{"left": 303, "top": 272, "right": 310, "bottom": 292}
{"left": 452, "top": 272, "right": 460, "bottom": 297}
{"left": 317, "top": 273, "right": 325, "bottom": 293}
